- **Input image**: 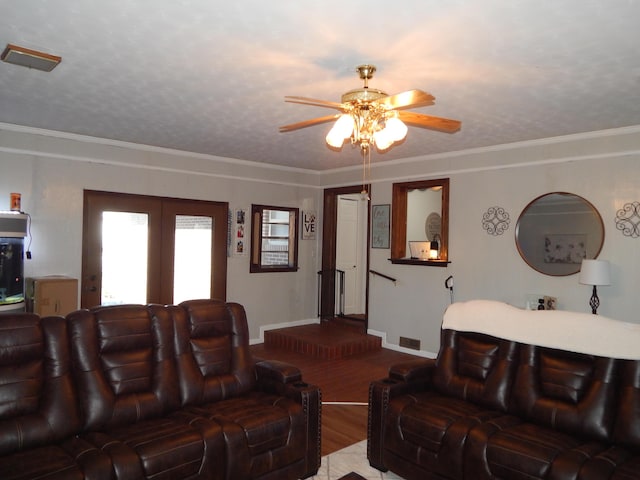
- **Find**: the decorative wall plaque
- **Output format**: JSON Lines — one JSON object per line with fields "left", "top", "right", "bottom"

{"left": 424, "top": 212, "right": 441, "bottom": 241}
{"left": 615, "top": 201, "right": 640, "bottom": 238}
{"left": 482, "top": 206, "right": 510, "bottom": 236}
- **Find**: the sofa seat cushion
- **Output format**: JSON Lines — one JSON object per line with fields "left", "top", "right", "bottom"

{"left": 185, "top": 392, "right": 306, "bottom": 479}
{"left": 483, "top": 422, "right": 595, "bottom": 479}
{"left": 384, "top": 391, "right": 506, "bottom": 479}
{"left": 567, "top": 445, "right": 639, "bottom": 479}
{"left": 608, "top": 455, "right": 640, "bottom": 480}
{"left": 607, "top": 461, "right": 640, "bottom": 480}
{"left": 83, "top": 415, "right": 223, "bottom": 480}
{"left": 0, "top": 438, "right": 112, "bottom": 480}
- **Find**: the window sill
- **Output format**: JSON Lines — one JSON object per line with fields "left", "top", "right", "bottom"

{"left": 389, "top": 258, "right": 450, "bottom": 267}
{"left": 250, "top": 265, "right": 299, "bottom": 273}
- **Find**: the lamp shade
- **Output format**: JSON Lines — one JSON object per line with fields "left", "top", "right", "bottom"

{"left": 373, "top": 128, "right": 393, "bottom": 150}
{"left": 385, "top": 117, "right": 408, "bottom": 141}
{"left": 579, "top": 259, "right": 611, "bottom": 286}
{"left": 325, "top": 114, "right": 354, "bottom": 148}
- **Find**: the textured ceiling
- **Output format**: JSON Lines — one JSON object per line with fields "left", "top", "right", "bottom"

{"left": 1, "top": 0, "right": 639, "bottom": 171}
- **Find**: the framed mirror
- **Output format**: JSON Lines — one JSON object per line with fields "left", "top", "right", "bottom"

{"left": 390, "top": 178, "right": 449, "bottom": 266}
{"left": 515, "top": 192, "right": 604, "bottom": 276}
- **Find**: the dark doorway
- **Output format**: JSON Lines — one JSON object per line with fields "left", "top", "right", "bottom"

{"left": 320, "top": 185, "right": 370, "bottom": 328}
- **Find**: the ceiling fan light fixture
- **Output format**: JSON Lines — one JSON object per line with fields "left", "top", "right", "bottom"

{"left": 325, "top": 114, "right": 354, "bottom": 148}
{"left": 373, "top": 128, "right": 394, "bottom": 151}
{"left": 325, "top": 129, "right": 345, "bottom": 149}
{"left": 341, "top": 87, "right": 387, "bottom": 104}
{"left": 281, "top": 63, "right": 460, "bottom": 160}
{"left": 385, "top": 116, "right": 408, "bottom": 142}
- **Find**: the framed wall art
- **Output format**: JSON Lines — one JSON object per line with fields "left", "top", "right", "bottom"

{"left": 371, "top": 204, "right": 390, "bottom": 249}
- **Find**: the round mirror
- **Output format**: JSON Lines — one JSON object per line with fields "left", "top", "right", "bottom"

{"left": 515, "top": 192, "right": 604, "bottom": 276}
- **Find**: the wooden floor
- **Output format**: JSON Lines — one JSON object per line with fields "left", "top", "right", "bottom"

{"left": 250, "top": 342, "right": 422, "bottom": 456}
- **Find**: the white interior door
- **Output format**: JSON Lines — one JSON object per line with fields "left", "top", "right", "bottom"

{"left": 336, "top": 195, "right": 366, "bottom": 315}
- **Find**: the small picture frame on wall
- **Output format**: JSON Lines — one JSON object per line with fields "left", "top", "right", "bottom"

{"left": 233, "top": 207, "right": 248, "bottom": 256}
{"left": 371, "top": 204, "right": 390, "bottom": 249}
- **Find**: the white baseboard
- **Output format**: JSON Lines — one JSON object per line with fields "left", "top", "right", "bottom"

{"left": 367, "top": 328, "right": 437, "bottom": 358}
{"left": 250, "top": 317, "right": 320, "bottom": 345}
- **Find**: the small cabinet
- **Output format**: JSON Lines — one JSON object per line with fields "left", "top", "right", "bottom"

{"left": 26, "top": 276, "right": 78, "bottom": 316}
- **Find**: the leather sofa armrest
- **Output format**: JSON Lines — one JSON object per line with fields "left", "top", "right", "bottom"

{"left": 367, "top": 358, "right": 435, "bottom": 471}
{"left": 388, "top": 358, "right": 436, "bottom": 383}
{"left": 254, "top": 360, "right": 321, "bottom": 478}
{"left": 255, "top": 359, "right": 303, "bottom": 385}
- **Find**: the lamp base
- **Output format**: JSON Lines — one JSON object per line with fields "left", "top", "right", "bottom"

{"left": 589, "top": 285, "right": 600, "bottom": 315}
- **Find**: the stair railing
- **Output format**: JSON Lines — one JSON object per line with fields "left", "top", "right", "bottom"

{"left": 369, "top": 269, "right": 397, "bottom": 285}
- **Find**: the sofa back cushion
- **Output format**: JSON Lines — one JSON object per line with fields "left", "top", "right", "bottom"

{"left": 613, "top": 360, "right": 640, "bottom": 450}
{"left": 171, "top": 299, "right": 255, "bottom": 406}
{"left": 0, "top": 314, "right": 80, "bottom": 454}
{"left": 67, "top": 305, "right": 181, "bottom": 430}
{"left": 512, "top": 344, "right": 617, "bottom": 442}
{"left": 433, "top": 329, "right": 519, "bottom": 412}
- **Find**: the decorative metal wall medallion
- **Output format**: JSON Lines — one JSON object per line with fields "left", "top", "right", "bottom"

{"left": 482, "top": 206, "right": 510, "bottom": 236}
{"left": 615, "top": 201, "right": 640, "bottom": 238}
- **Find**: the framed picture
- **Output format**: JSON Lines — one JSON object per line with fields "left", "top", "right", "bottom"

{"left": 301, "top": 210, "right": 316, "bottom": 240}
{"left": 371, "top": 204, "right": 390, "bottom": 248}
{"left": 233, "top": 207, "right": 248, "bottom": 256}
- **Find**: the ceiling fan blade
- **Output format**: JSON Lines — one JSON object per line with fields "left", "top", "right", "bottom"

{"left": 284, "top": 96, "right": 345, "bottom": 110}
{"left": 398, "top": 111, "right": 461, "bottom": 133}
{"left": 279, "top": 114, "right": 339, "bottom": 133}
{"left": 375, "top": 89, "right": 435, "bottom": 110}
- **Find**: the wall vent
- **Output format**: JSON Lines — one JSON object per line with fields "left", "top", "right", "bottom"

{"left": 399, "top": 336, "right": 421, "bottom": 350}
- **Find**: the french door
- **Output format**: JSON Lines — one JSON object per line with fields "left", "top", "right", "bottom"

{"left": 81, "top": 190, "right": 227, "bottom": 308}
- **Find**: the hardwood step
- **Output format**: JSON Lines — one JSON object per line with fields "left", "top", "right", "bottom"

{"left": 264, "top": 323, "right": 381, "bottom": 360}
{"left": 326, "top": 316, "right": 366, "bottom": 334}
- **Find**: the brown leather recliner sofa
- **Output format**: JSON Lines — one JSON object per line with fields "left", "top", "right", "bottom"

{"left": 0, "top": 299, "right": 321, "bottom": 480}
{"left": 368, "top": 300, "right": 640, "bottom": 480}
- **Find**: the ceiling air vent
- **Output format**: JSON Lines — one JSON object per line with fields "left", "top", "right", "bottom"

{"left": 1, "top": 43, "right": 61, "bottom": 72}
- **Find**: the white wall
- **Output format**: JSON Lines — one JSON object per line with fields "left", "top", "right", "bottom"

{"left": 2, "top": 123, "right": 640, "bottom": 354}
{"left": 0, "top": 125, "right": 323, "bottom": 340}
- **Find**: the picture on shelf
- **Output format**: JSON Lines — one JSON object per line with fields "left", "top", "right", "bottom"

{"left": 526, "top": 294, "right": 558, "bottom": 310}
{"left": 543, "top": 295, "right": 558, "bottom": 310}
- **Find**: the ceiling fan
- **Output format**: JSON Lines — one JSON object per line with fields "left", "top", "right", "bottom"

{"left": 279, "top": 64, "right": 461, "bottom": 153}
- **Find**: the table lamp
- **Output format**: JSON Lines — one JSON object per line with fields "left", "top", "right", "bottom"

{"left": 578, "top": 259, "right": 611, "bottom": 314}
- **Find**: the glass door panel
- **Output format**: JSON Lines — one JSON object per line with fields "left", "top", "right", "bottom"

{"left": 173, "top": 215, "right": 212, "bottom": 304}
{"left": 101, "top": 211, "right": 149, "bottom": 305}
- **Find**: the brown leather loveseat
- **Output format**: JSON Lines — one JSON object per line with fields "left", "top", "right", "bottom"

{"left": 368, "top": 300, "right": 640, "bottom": 479}
{"left": 0, "top": 299, "right": 321, "bottom": 480}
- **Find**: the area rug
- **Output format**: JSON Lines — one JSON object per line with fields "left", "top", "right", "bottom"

{"left": 305, "top": 440, "right": 405, "bottom": 479}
